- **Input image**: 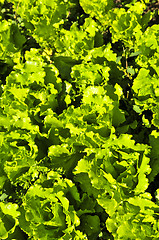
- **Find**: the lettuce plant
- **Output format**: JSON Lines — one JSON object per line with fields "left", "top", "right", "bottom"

{"left": 0, "top": 0, "right": 159, "bottom": 239}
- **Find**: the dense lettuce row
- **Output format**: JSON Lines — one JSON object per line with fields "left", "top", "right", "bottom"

{"left": 0, "top": 0, "right": 159, "bottom": 239}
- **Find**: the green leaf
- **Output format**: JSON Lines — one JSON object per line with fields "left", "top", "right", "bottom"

{"left": 135, "top": 153, "right": 151, "bottom": 194}
{"left": 112, "top": 105, "right": 125, "bottom": 127}
{"left": 10, "top": 24, "right": 26, "bottom": 49}
{"left": 97, "top": 197, "right": 117, "bottom": 216}
{"left": 80, "top": 215, "right": 100, "bottom": 238}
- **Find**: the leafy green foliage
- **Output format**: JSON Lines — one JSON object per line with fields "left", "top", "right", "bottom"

{"left": 0, "top": 0, "right": 159, "bottom": 239}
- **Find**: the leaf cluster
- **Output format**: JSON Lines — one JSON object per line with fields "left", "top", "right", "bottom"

{"left": 0, "top": 0, "right": 159, "bottom": 239}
